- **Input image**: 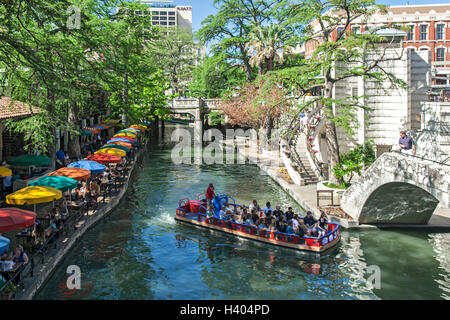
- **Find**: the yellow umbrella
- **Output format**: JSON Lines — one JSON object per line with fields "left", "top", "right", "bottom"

{"left": 95, "top": 148, "right": 126, "bottom": 157}
{"left": 6, "top": 186, "right": 62, "bottom": 205}
{"left": 113, "top": 132, "right": 136, "bottom": 138}
{"left": 0, "top": 166, "right": 12, "bottom": 177}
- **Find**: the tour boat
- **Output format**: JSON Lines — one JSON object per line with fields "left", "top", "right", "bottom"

{"left": 175, "top": 194, "right": 341, "bottom": 254}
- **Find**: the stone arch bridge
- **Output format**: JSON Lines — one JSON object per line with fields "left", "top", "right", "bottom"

{"left": 167, "top": 98, "right": 223, "bottom": 141}
{"left": 340, "top": 152, "right": 450, "bottom": 225}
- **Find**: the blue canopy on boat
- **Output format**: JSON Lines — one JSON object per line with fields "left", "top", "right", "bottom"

{"left": 212, "top": 195, "right": 229, "bottom": 219}
{"left": 67, "top": 160, "right": 106, "bottom": 175}
{"left": 0, "top": 236, "right": 10, "bottom": 255}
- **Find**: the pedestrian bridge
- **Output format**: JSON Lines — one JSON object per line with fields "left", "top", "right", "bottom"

{"left": 340, "top": 152, "right": 450, "bottom": 225}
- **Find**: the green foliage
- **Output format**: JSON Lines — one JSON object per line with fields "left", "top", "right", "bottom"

{"left": 332, "top": 140, "right": 376, "bottom": 186}
{"left": 188, "top": 53, "right": 246, "bottom": 98}
{"left": 208, "top": 111, "right": 226, "bottom": 126}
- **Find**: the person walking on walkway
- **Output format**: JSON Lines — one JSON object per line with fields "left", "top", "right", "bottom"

{"left": 399, "top": 131, "right": 416, "bottom": 155}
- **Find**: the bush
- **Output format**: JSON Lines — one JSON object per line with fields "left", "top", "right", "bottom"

{"left": 208, "top": 111, "right": 225, "bottom": 126}
{"left": 333, "top": 140, "right": 376, "bottom": 187}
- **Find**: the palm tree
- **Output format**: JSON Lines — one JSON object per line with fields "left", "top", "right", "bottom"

{"left": 245, "top": 24, "right": 292, "bottom": 75}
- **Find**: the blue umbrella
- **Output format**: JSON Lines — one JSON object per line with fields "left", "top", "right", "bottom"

{"left": 94, "top": 125, "right": 106, "bottom": 130}
{"left": 107, "top": 138, "right": 137, "bottom": 145}
{"left": 67, "top": 160, "right": 106, "bottom": 175}
{"left": 0, "top": 236, "right": 10, "bottom": 255}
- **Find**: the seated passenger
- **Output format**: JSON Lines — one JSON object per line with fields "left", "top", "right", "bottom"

{"left": 249, "top": 200, "right": 260, "bottom": 212}
{"left": 291, "top": 214, "right": 299, "bottom": 230}
{"left": 273, "top": 205, "right": 284, "bottom": 219}
{"left": 276, "top": 217, "right": 287, "bottom": 233}
{"left": 251, "top": 209, "right": 259, "bottom": 225}
{"left": 297, "top": 219, "right": 309, "bottom": 237}
{"left": 263, "top": 202, "right": 274, "bottom": 215}
{"left": 285, "top": 207, "right": 294, "bottom": 221}
{"left": 303, "top": 211, "right": 317, "bottom": 227}
{"left": 285, "top": 221, "right": 295, "bottom": 234}
{"left": 257, "top": 218, "right": 267, "bottom": 230}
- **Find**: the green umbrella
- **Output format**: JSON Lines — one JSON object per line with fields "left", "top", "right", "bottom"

{"left": 29, "top": 176, "right": 78, "bottom": 192}
{"left": 7, "top": 155, "right": 51, "bottom": 167}
{"left": 100, "top": 144, "right": 130, "bottom": 153}
{"left": 79, "top": 129, "right": 93, "bottom": 136}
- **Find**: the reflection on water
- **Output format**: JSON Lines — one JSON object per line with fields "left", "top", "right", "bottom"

{"left": 35, "top": 126, "right": 450, "bottom": 300}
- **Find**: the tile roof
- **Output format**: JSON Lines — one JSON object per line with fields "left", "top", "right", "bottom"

{"left": 0, "top": 96, "right": 40, "bottom": 120}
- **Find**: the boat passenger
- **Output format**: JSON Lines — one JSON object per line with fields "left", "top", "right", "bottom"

{"left": 257, "top": 218, "right": 267, "bottom": 230}
{"left": 276, "top": 216, "right": 287, "bottom": 233}
{"left": 249, "top": 200, "right": 260, "bottom": 213}
{"left": 296, "top": 219, "right": 309, "bottom": 237}
{"left": 291, "top": 214, "right": 299, "bottom": 230}
{"left": 316, "top": 211, "right": 328, "bottom": 237}
{"left": 285, "top": 221, "right": 295, "bottom": 234}
{"left": 273, "top": 206, "right": 284, "bottom": 219}
{"left": 206, "top": 183, "right": 215, "bottom": 213}
{"left": 304, "top": 211, "right": 317, "bottom": 227}
{"left": 263, "top": 202, "right": 275, "bottom": 215}
{"left": 285, "top": 207, "right": 294, "bottom": 221}
{"left": 251, "top": 209, "right": 260, "bottom": 224}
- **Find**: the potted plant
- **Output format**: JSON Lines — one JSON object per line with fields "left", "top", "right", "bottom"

{"left": 1, "top": 282, "right": 18, "bottom": 300}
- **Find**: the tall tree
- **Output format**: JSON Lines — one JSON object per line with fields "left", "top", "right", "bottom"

{"left": 198, "top": 0, "right": 283, "bottom": 81}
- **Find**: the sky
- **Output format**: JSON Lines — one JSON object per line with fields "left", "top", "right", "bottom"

{"left": 170, "top": 0, "right": 450, "bottom": 32}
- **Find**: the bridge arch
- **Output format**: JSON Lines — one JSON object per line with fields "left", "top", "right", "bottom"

{"left": 341, "top": 152, "right": 450, "bottom": 225}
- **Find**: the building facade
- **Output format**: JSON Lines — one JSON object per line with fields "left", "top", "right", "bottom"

{"left": 304, "top": 4, "right": 450, "bottom": 84}
{"left": 131, "top": 1, "right": 193, "bottom": 31}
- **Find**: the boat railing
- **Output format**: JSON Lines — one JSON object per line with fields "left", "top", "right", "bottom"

{"left": 178, "top": 198, "right": 190, "bottom": 208}
{"left": 197, "top": 193, "right": 205, "bottom": 201}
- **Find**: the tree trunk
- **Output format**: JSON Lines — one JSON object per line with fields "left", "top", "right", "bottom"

{"left": 122, "top": 72, "right": 129, "bottom": 128}
{"left": 325, "top": 118, "right": 340, "bottom": 184}
{"left": 68, "top": 104, "right": 81, "bottom": 158}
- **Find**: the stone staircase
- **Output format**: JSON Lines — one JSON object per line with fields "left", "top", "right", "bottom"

{"left": 294, "top": 132, "right": 320, "bottom": 185}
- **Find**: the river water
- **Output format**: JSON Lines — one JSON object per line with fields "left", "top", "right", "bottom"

{"left": 35, "top": 126, "right": 450, "bottom": 300}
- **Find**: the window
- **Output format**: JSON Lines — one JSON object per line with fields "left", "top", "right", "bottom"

{"left": 437, "top": 24, "right": 445, "bottom": 40}
{"left": 169, "top": 16, "right": 175, "bottom": 20}
{"left": 169, "top": 22, "right": 175, "bottom": 25}
{"left": 406, "top": 25, "right": 414, "bottom": 41}
{"left": 352, "top": 26, "right": 361, "bottom": 34}
{"left": 337, "top": 27, "right": 344, "bottom": 37}
{"left": 160, "top": 21, "right": 167, "bottom": 25}
{"left": 160, "top": 11, "right": 167, "bottom": 15}
{"left": 420, "top": 25, "right": 428, "bottom": 40}
{"left": 169, "top": 11, "right": 176, "bottom": 15}
{"left": 160, "top": 16, "right": 167, "bottom": 20}
{"left": 437, "top": 47, "right": 445, "bottom": 61}
{"left": 152, "top": 16, "right": 159, "bottom": 20}
{"left": 152, "top": 21, "right": 159, "bottom": 25}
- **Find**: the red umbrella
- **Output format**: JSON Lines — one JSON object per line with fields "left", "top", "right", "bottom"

{"left": 0, "top": 208, "right": 36, "bottom": 233}
{"left": 86, "top": 153, "right": 121, "bottom": 165}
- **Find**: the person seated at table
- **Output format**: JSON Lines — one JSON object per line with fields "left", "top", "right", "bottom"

{"left": 89, "top": 181, "right": 100, "bottom": 198}
{"left": 59, "top": 201, "right": 69, "bottom": 221}
{"left": 10, "top": 245, "right": 28, "bottom": 265}
{"left": 77, "top": 182, "right": 88, "bottom": 200}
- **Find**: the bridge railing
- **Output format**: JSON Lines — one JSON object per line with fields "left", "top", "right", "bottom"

{"left": 391, "top": 150, "right": 450, "bottom": 167}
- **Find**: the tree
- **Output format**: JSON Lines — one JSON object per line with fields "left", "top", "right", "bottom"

{"left": 246, "top": 24, "right": 293, "bottom": 75}
{"left": 188, "top": 53, "right": 246, "bottom": 98}
{"left": 251, "top": 0, "right": 407, "bottom": 183}
{"left": 198, "top": 0, "right": 283, "bottom": 82}
{"left": 150, "top": 28, "right": 200, "bottom": 96}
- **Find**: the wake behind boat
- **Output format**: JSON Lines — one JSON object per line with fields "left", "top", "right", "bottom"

{"left": 175, "top": 192, "right": 341, "bottom": 254}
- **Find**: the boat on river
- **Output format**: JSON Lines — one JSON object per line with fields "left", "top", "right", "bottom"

{"left": 175, "top": 194, "right": 341, "bottom": 254}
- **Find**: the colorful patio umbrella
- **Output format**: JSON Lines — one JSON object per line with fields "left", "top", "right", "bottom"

{"left": 113, "top": 132, "right": 136, "bottom": 138}
{"left": 100, "top": 144, "right": 130, "bottom": 153}
{"left": 83, "top": 127, "right": 101, "bottom": 134}
{"left": 29, "top": 176, "right": 78, "bottom": 192}
{"left": 106, "top": 141, "right": 133, "bottom": 149}
{"left": 0, "top": 166, "right": 12, "bottom": 177}
{"left": 48, "top": 167, "right": 91, "bottom": 181}
{"left": 101, "top": 120, "right": 121, "bottom": 125}
{"left": 117, "top": 130, "right": 138, "bottom": 136}
{"left": 79, "top": 129, "right": 93, "bottom": 136}
{"left": 0, "top": 236, "right": 10, "bottom": 255}
{"left": 0, "top": 208, "right": 36, "bottom": 233}
{"left": 107, "top": 138, "right": 136, "bottom": 145}
{"left": 86, "top": 153, "right": 121, "bottom": 165}
{"left": 111, "top": 136, "right": 136, "bottom": 142}
{"left": 131, "top": 125, "right": 147, "bottom": 130}
{"left": 94, "top": 148, "right": 126, "bottom": 157}
{"left": 94, "top": 125, "right": 107, "bottom": 130}
{"left": 6, "top": 186, "right": 62, "bottom": 206}
{"left": 7, "top": 155, "right": 51, "bottom": 167}
{"left": 67, "top": 160, "right": 106, "bottom": 175}
{"left": 127, "top": 128, "right": 140, "bottom": 132}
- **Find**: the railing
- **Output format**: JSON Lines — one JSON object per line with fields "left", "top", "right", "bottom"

{"left": 392, "top": 150, "right": 450, "bottom": 167}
